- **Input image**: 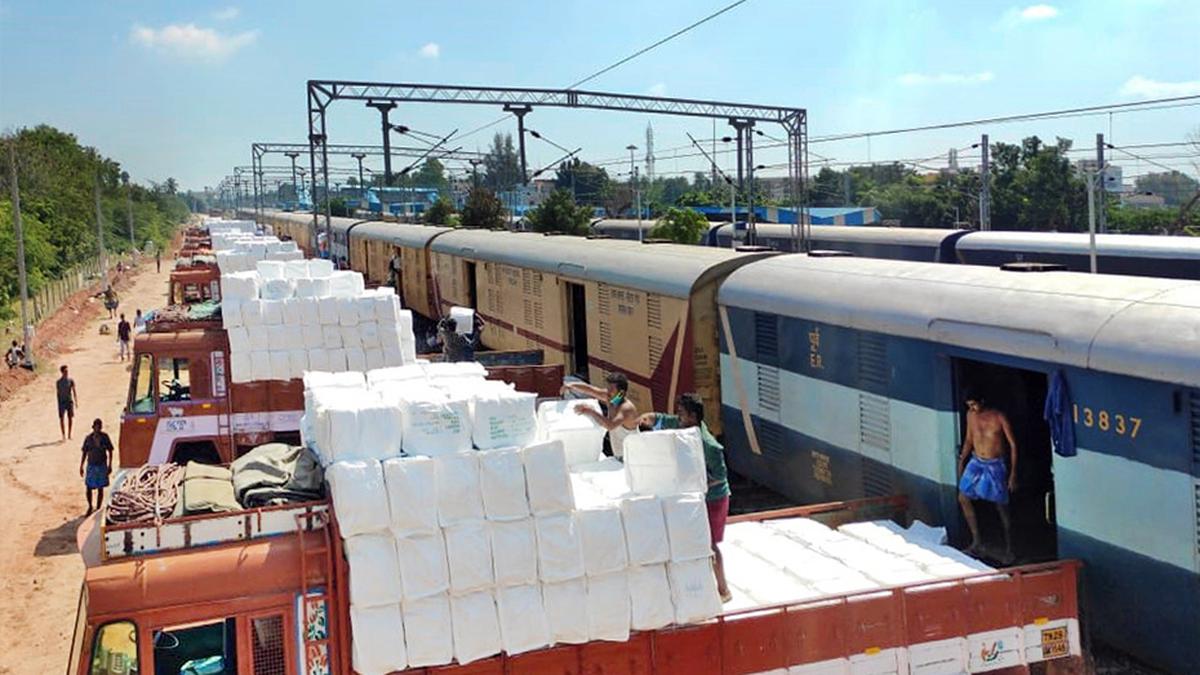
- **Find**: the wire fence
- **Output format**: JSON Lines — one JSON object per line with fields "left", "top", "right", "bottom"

{"left": 5, "top": 252, "right": 138, "bottom": 334}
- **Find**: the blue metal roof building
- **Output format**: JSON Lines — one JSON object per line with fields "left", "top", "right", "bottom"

{"left": 692, "top": 205, "right": 878, "bottom": 225}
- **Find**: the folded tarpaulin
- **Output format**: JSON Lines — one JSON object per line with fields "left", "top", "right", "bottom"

{"left": 231, "top": 443, "right": 325, "bottom": 507}
{"left": 181, "top": 462, "right": 240, "bottom": 515}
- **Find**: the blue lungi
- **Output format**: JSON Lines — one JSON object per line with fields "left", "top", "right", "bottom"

{"left": 958, "top": 456, "right": 1008, "bottom": 504}
{"left": 85, "top": 464, "right": 109, "bottom": 489}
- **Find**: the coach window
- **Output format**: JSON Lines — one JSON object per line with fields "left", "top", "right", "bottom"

{"left": 89, "top": 621, "right": 138, "bottom": 675}
{"left": 158, "top": 357, "right": 191, "bottom": 402}
{"left": 129, "top": 353, "right": 155, "bottom": 414}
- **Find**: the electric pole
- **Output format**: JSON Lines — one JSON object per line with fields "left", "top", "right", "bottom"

{"left": 367, "top": 101, "right": 398, "bottom": 185}
{"left": 8, "top": 145, "right": 33, "bottom": 365}
{"left": 1096, "top": 133, "right": 1107, "bottom": 234}
{"left": 979, "top": 134, "right": 991, "bottom": 231}
{"left": 123, "top": 173, "right": 135, "bottom": 249}
{"left": 352, "top": 152, "right": 367, "bottom": 204}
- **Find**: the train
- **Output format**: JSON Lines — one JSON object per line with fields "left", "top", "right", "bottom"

{"left": 256, "top": 209, "right": 1199, "bottom": 674}
{"left": 590, "top": 218, "right": 1200, "bottom": 278}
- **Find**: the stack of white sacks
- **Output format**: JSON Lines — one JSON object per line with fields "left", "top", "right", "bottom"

{"left": 212, "top": 230, "right": 305, "bottom": 273}
{"left": 309, "top": 369, "right": 723, "bottom": 674}
{"left": 222, "top": 263, "right": 417, "bottom": 383}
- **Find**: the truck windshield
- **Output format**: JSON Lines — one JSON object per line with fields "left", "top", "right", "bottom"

{"left": 89, "top": 620, "right": 138, "bottom": 675}
{"left": 158, "top": 357, "right": 191, "bottom": 402}
{"left": 152, "top": 619, "right": 236, "bottom": 675}
{"left": 129, "top": 354, "right": 155, "bottom": 414}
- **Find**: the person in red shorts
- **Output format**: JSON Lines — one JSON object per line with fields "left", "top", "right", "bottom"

{"left": 640, "top": 393, "right": 732, "bottom": 602}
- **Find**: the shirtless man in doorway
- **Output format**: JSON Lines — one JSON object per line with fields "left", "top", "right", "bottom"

{"left": 957, "top": 389, "right": 1018, "bottom": 561}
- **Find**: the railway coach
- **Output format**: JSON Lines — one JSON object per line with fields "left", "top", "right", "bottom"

{"left": 429, "top": 230, "right": 774, "bottom": 432}
{"left": 954, "top": 229, "right": 1200, "bottom": 278}
{"left": 347, "top": 220, "right": 450, "bottom": 319}
{"left": 716, "top": 254, "right": 1200, "bottom": 674}
{"left": 712, "top": 223, "right": 968, "bottom": 262}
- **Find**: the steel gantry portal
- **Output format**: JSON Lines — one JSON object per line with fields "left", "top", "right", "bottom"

{"left": 250, "top": 142, "right": 486, "bottom": 222}
{"left": 304, "top": 80, "right": 809, "bottom": 250}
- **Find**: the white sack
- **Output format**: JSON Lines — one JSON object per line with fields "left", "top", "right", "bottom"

{"left": 260, "top": 278, "right": 294, "bottom": 301}
{"left": 308, "top": 258, "right": 334, "bottom": 278}
{"left": 260, "top": 299, "right": 284, "bottom": 326}
{"left": 444, "top": 522, "right": 494, "bottom": 595}
{"left": 302, "top": 324, "right": 324, "bottom": 350}
{"left": 326, "top": 460, "right": 389, "bottom": 537}
{"left": 304, "top": 371, "right": 365, "bottom": 390}
{"left": 326, "top": 348, "right": 347, "bottom": 373}
{"left": 337, "top": 297, "right": 359, "bottom": 327}
{"left": 577, "top": 506, "right": 629, "bottom": 576}
{"left": 628, "top": 564, "right": 674, "bottom": 631}
{"left": 495, "top": 584, "right": 551, "bottom": 655}
{"left": 450, "top": 591, "right": 502, "bottom": 665}
{"left": 220, "top": 272, "right": 259, "bottom": 302}
{"left": 283, "top": 259, "right": 309, "bottom": 280}
{"left": 282, "top": 298, "right": 303, "bottom": 325}
{"left": 382, "top": 456, "right": 438, "bottom": 535}
{"left": 230, "top": 351, "right": 252, "bottom": 384}
{"left": 256, "top": 260, "right": 285, "bottom": 280}
{"left": 287, "top": 350, "right": 309, "bottom": 380}
{"left": 337, "top": 324, "right": 362, "bottom": 349}
{"left": 663, "top": 493, "right": 714, "bottom": 562}
{"left": 586, "top": 570, "right": 631, "bottom": 642}
{"left": 358, "top": 321, "right": 380, "bottom": 349}
{"left": 305, "top": 350, "right": 330, "bottom": 374}
{"left": 298, "top": 298, "right": 321, "bottom": 326}
{"left": 318, "top": 296, "right": 339, "bottom": 325}
{"left": 449, "top": 306, "right": 474, "bottom": 334}
{"left": 395, "top": 532, "right": 450, "bottom": 600}
{"left": 478, "top": 448, "right": 529, "bottom": 522}
{"left": 401, "top": 395, "right": 472, "bottom": 457}
{"left": 321, "top": 325, "right": 342, "bottom": 350}
{"left": 265, "top": 325, "right": 288, "bottom": 351}
{"left": 350, "top": 604, "right": 407, "bottom": 675}
{"left": 522, "top": 440, "right": 575, "bottom": 516}
{"left": 367, "top": 364, "right": 426, "bottom": 387}
{"left": 345, "top": 347, "right": 367, "bottom": 373}
{"left": 434, "top": 452, "right": 485, "bottom": 526}
{"left": 621, "top": 496, "right": 670, "bottom": 565}
{"left": 402, "top": 594, "right": 454, "bottom": 668}
{"left": 240, "top": 299, "right": 264, "bottom": 328}
{"left": 489, "top": 519, "right": 538, "bottom": 587}
{"left": 250, "top": 350, "right": 272, "bottom": 381}
{"left": 222, "top": 299, "right": 243, "bottom": 329}
{"left": 534, "top": 513, "right": 585, "bottom": 583}
{"left": 374, "top": 293, "right": 400, "bottom": 323}
{"left": 355, "top": 397, "right": 403, "bottom": 460}
{"left": 365, "top": 348, "right": 385, "bottom": 371}
{"left": 472, "top": 390, "right": 538, "bottom": 450}
{"left": 541, "top": 579, "right": 590, "bottom": 645}
{"left": 623, "top": 428, "right": 707, "bottom": 497}
{"left": 344, "top": 533, "right": 403, "bottom": 608}
{"left": 537, "top": 399, "right": 607, "bottom": 467}
{"left": 355, "top": 296, "right": 377, "bottom": 323}
{"left": 669, "top": 558, "right": 723, "bottom": 625}
{"left": 248, "top": 325, "right": 270, "bottom": 351}
{"left": 226, "top": 327, "right": 249, "bottom": 354}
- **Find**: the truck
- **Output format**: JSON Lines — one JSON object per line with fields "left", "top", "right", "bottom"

{"left": 69, "top": 495, "right": 1087, "bottom": 675}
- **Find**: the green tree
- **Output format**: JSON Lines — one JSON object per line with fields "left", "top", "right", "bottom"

{"left": 483, "top": 133, "right": 522, "bottom": 192}
{"left": 424, "top": 195, "right": 455, "bottom": 225}
{"left": 1134, "top": 171, "right": 1199, "bottom": 207}
{"left": 1107, "top": 206, "right": 1200, "bottom": 235}
{"left": 322, "top": 197, "right": 352, "bottom": 217}
{"left": 649, "top": 207, "right": 709, "bottom": 244}
{"left": 526, "top": 189, "right": 592, "bottom": 235}
{"left": 555, "top": 159, "right": 612, "bottom": 206}
{"left": 410, "top": 158, "right": 449, "bottom": 191}
{"left": 460, "top": 186, "right": 507, "bottom": 228}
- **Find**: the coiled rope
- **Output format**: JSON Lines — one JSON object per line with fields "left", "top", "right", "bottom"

{"left": 106, "top": 464, "right": 185, "bottom": 524}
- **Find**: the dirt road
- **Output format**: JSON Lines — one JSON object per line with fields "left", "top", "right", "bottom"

{"left": 0, "top": 258, "right": 170, "bottom": 675}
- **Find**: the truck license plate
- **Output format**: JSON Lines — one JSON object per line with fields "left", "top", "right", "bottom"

{"left": 1040, "top": 626, "right": 1068, "bottom": 659}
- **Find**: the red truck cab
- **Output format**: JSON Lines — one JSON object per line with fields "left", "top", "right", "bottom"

{"left": 168, "top": 264, "right": 221, "bottom": 305}
{"left": 119, "top": 326, "right": 304, "bottom": 467}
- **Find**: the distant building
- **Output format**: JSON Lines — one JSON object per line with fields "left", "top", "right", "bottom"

{"left": 691, "top": 205, "right": 879, "bottom": 225}
{"left": 1076, "top": 160, "right": 1124, "bottom": 193}
{"left": 1121, "top": 192, "right": 1166, "bottom": 209}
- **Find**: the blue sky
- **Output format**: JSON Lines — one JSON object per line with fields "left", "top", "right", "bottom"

{"left": 1, "top": 0, "right": 1197, "bottom": 190}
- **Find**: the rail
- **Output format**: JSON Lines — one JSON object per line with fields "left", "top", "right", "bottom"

{"left": 100, "top": 498, "right": 330, "bottom": 561}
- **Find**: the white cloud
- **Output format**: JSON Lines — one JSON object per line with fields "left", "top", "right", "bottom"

{"left": 418, "top": 42, "right": 439, "bottom": 59}
{"left": 897, "top": 71, "right": 994, "bottom": 86}
{"left": 213, "top": 6, "right": 239, "bottom": 21}
{"left": 648, "top": 82, "right": 667, "bottom": 96}
{"left": 1000, "top": 4, "right": 1059, "bottom": 27}
{"left": 131, "top": 23, "right": 257, "bottom": 61}
{"left": 1019, "top": 4, "right": 1059, "bottom": 20}
{"left": 1119, "top": 75, "right": 1200, "bottom": 99}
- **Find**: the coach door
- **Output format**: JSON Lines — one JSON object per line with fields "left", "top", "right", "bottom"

{"left": 565, "top": 282, "right": 589, "bottom": 377}
{"left": 953, "top": 358, "right": 1058, "bottom": 563}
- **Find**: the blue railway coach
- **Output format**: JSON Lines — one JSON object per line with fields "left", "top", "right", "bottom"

{"left": 716, "top": 255, "right": 1200, "bottom": 674}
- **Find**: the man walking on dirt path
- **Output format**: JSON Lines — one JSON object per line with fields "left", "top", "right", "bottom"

{"left": 957, "top": 388, "right": 1019, "bottom": 562}
{"left": 155, "top": 248, "right": 161, "bottom": 273}
{"left": 57, "top": 365, "right": 78, "bottom": 441}
{"left": 116, "top": 314, "right": 132, "bottom": 362}
{"left": 79, "top": 418, "right": 114, "bottom": 515}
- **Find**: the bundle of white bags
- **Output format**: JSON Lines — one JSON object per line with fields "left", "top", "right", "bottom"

{"left": 223, "top": 263, "right": 418, "bottom": 383}
{"left": 320, "top": 383, "right": 723, "bottom": 673}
